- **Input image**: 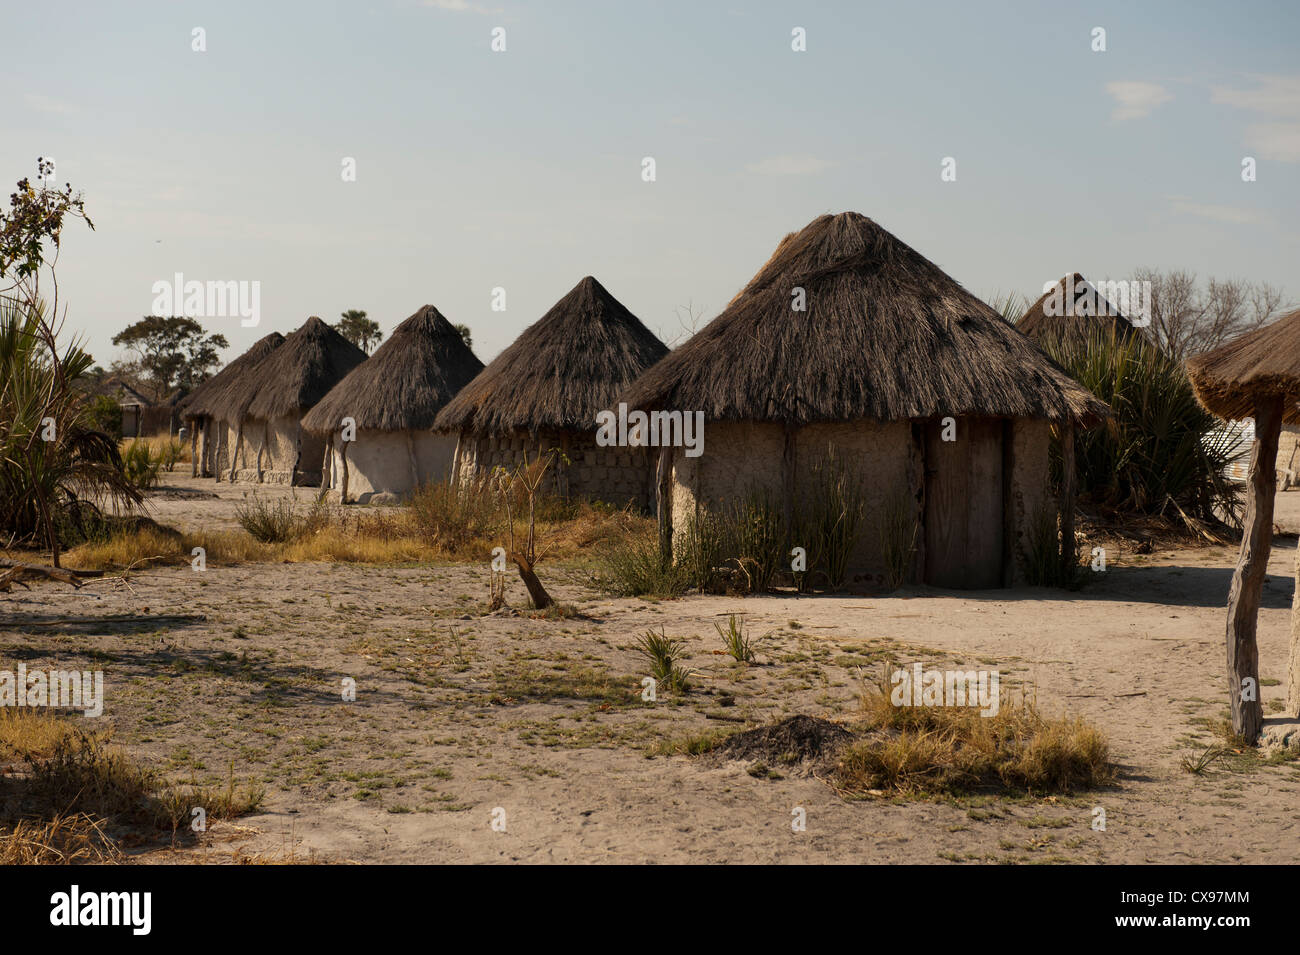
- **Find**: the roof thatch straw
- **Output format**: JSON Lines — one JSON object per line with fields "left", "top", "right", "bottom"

{"left": 1017, "top": 273, "right": 1144, "bottom": 344}
{"left": 621, "top": 213, "right": 1109, "bottom": 427}
{"left": 204, "top": 317, "right": 366, "bottom": 422}
{"left": 179, "top": 332, "right": 285, "bottom": 420}
{"left": 242, "top": 316, "right": 367, "bottom": 420}
{"left": 301, "top": 306, "right": 484, "bottom": 434}
{"left": 1187, "top": 307, "right": 1300, "bottom": 425}
{"left": 434, "top": 276, "right": 668, "bottom": 434}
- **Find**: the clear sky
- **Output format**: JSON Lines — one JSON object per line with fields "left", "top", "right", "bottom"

{"left": 6, "top": 0, "right": 1299, "bottom": 366}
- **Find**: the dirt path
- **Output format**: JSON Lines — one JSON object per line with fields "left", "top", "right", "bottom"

{"left": 3, "top": 480, "right": 1298, "bottom": 863}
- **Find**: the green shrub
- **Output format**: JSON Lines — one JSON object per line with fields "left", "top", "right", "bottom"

{"left": 722, "top": 488, "right": 785, "bottom": 594}
{"left": 407, "top": 479, "right": 499, "bottom": 553}
{"left": 235, "top": 496, "right": 302, "bottom": 543}
{"left": 677, "top": 509, "right": 726, "bottom": 594}
{"left": 795, "top": 448, "right": 866, "bottom": 589}
{"left": 120, "top": 440, "right": 162, "bottom": 489}
{"left": 635, "top": 628, "right": 691, "bottom": 695}
{"left": 1040, "top": 328, "right": 1242, "bottom": 526}
{"left": 595, "top": 533, "right": 689, "bottom": 598}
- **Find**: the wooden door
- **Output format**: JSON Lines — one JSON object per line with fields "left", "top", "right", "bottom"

{"left": 924, "top": 418, "right": 1004, "bottom": 589}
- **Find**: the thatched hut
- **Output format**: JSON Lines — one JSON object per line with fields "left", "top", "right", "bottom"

{"left": 434, "top": 276, "right": 669, "bottom": 507}
{"left": 621, "top": 212, "right": 1109, "bottom": 589}
{"left": 178, "top": 332, "right": 285, "bottom": 477}
{"left": 1188, "top": 307, "right": 1300, "bottom": 740}
{"left": 1018, "top": 273, "right": 1145, "bottom": 344}
{"left": 211, "top": 317, "right": 366, "bottom": 486}
{"left": 301, "top": 306, "right": 484, "bottom": 503}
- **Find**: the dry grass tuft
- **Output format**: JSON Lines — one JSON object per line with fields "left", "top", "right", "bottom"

{"left": 0, "top": 710, "right": 263, "bottom": 863}
{"left": 833, "top": 669, "right": 1115, "bottom": 797}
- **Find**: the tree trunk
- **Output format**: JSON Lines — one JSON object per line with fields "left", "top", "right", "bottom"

{"left": 1059, "top": 419, "right": 1076, "bottom": 582}
{"left": 511, "top": 552, "right": 553, "bottom": 609}
{"left": 1226, "top": 396, "right": 1282, "bottom": 742}
{"left": 656, "top": 445, "right": 673, "bottom": 564}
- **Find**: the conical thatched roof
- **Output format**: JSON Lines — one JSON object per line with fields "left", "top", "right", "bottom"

{"left": 622, "top": 213, "right": 1108, "bottom": 427}
{"left": 434, "top": 276, "right": 668, "bottom": 433}
{"left": 239, "top": 316, "right": 367, "bottom": 420}
{"left": 1017, "top": 273, "right": 1143, "bottom": 344}
{"left": 301, "top": 306, "right": 484, "bottom": 434}
{"left": 179, "top": 332, "right": 285, "bottom": 420}
{"left": 1188, "top": 308, "right": 1300, "bottom": 425}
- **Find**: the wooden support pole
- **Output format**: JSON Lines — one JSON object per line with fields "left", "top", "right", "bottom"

{"left": 340, "top": 438, "right": 351, "bottom": 504}
{"left": 1287, "top": 539, "right": 1300, "bottom": 717}
{"left": 318, "top": 434, "right": 334, "bottom": 503}
{"left": 1059, "top": 419, "right": 1077, "bottom": 582}
{"left": 228, "top": 421, "right": 243, "bottom": 482}
{"left": 189, "top": 420, "right": 198, "bottom": 477}
{"left": 1227, "top": 396, "right": 1282, "bottom": 741}
{"left": 656, "top": 444, "right": 673, "bottom": 563}
{"left": 449, "top": 430, "right": 464, "bottom": 487}
{"left": 256, "top": 421, "right": 269, "bottom": 483}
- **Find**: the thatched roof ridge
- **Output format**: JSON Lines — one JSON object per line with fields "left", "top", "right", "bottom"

{"left": 621, "top": 213, "right": 1109, "bottom": 427}
{"left": 180, "top": 332, "right": 285, "bottom": 420}
{"left": 433, "top": 276, "right": 668, "bottom": 433}
{"left": 1187, "top": 307, "right": 1300, "bottom": 425}
{"left": 1017, "top": 273, "right": 1144, "bottom": 344}
{"left": 301, "top": 306, "right": 484, "bottom": 434}
{"left": 231, "top": 317, "right": 367, "bottom": 420}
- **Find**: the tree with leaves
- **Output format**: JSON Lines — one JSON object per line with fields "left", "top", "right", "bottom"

{"left": 1, "top": 167, "right": 141, "bottom": 568}
{"left": 111, "top": 315, "right": 228, "bottom": 400}
{"left": 335, "top": 309, "right": 382, "bottom": 354}
{"left": 454, "top": 322, "right": 473, "bottom": 350}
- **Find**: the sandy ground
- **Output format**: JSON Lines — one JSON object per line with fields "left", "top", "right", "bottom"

{"left": 2, "top": 474, "right": 1299, "bottom": 864}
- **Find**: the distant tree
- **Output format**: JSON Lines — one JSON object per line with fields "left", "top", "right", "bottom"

{"left": 111, "top": 315, "right": 228, "bottom": 401}
{"left": 336, "top": 309, "right": 382, "bottom": 354}
{"left": 1134, "top": 269, "right": 1287, "bottom": 361}
{"left": 454, "top": 322, "right": 473, "bottom": 350}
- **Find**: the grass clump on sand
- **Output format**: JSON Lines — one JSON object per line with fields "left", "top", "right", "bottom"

{"left": 635, "top": 628, "right": 691, "bottom": 695}
{"left": 61, "top": 480, "right": 651, "bottom": 571}
{"left": 833, "top": 669, "right": 1115, "bottom": 797}
{"left": 0, "top": 710, "right": 263, "bottom": 863}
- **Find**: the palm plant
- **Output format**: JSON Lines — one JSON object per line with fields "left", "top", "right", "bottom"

{"left": 0, "top": 296, "right": 142, "bottom": 564}
{"left": 1038, "top": 327, "right": 1242, "bottom": 526}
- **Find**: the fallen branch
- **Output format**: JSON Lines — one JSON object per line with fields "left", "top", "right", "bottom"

{"left": 0, "top": 562, "right": 101, "bottom": 593}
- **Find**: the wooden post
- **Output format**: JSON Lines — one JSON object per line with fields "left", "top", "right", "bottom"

{"left": 317, "top": 434, "right": 334, "bottom": 502}
{"left": 1287, "top": 538, "right": 1300, "bottom": 717}
{"left": 656, "top": 445, "right": 673, "bottom": 563}
{"left": 450, "top": 430, "right": 464, "bottom": 488}
{"left": 1227, "top": 396, "right": 1283, "bottom": 741}
{"left": 189, "top": 421, "right": 198, "bottom": 477}
{"left": 228, "top": 421, "right": 243, "bottom": 482}
{"left": 340, "top": 437, "right": 351, "bottom": 504}
{"left": 256, "top": 421, "right": 270, "bottom": 483}
{"left": 1059, "top": 419, "right": 1076, "bottom": 582}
